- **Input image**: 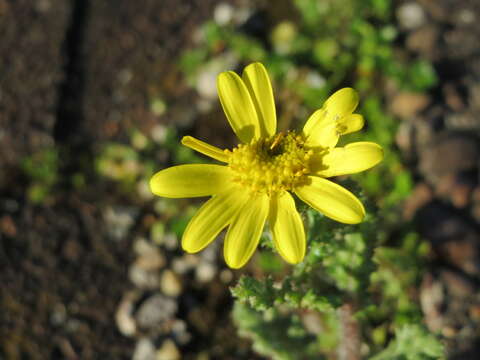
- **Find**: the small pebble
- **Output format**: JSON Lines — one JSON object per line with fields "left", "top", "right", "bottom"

{"left": 160, "top": 270, "right": 183, "bottom": 297}
{"left": 151, "top": 124, "right": 167, "bottom": 144}
{"left": 397, "top": 2, "right": 426, "bottom": 30}
{"left": 195, "top": 262, "right": 217, "bottom": 283}
{"left": 103, "top": 206, "right": 138, "bottom": 241}
{"left": 129, "top": 266, "right": 161, "bottom": 289}
{"left": 136, "top": 294, "right": 178, "bottom": 330}
{"left": 156, "top": 339, "right": 180, "bottom": 360}
{"left": 135, "top": 251, "right": 166, "bottom": 271}
{"left": 214, "top": 3, "right": 233, "bottom": 25}
{"left": 219, "top": 269, "right": 233, "bottom": 284}
{"left": 50, "top": 303, "right": 67, "bottom": 326}
{"left": 163, "top": 233, "right": 178, "bottom": 250}
{"left": 172, "top": 319, "right": 191, "bottom": 345}
{"left": 390, "top": 92, "right": 430, "bottom": 119}
{"left": 115, "top": 291, "right": 140, "bottom": 336}
{"left": 133, "top": 338, "right": 156, "bottom": 360}
{"left": 171, "top": 257, "right": 192, "bottom": 274}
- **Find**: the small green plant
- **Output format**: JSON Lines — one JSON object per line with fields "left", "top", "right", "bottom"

{"left": 21, "top": 148, "right": 59, "bottom": 204}
{"left": 232, "top": 204, "right": 443, "bottom": 359}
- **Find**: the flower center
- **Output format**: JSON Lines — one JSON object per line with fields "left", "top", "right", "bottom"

{"left": 226, "top": 131, "right": 313, "bottom": 195}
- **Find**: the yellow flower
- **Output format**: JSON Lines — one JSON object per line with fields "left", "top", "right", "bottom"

{"left": 150, "top": 63, "right": 383, "bottom": 269}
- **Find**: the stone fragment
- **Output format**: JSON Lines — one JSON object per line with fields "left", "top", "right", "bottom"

{"left": 115, "top": 291, "right": 140, "bottom": 337}
{"left": 133, "top": 338, "right": 156, "bottom": 360}
{"left": 135, "top": 294, "right": 178, "bottom": 330}
{"left": 160, "top": 270, "right": 183, "bottom": 297}
{"left": 390, "top": 92, "right": 431, "bottom": 119}
{"left": 156, "top": 339, "right": 181, "bottom": 360}
{"left": 397, "top": 2, "right": 426, "bottom": 30}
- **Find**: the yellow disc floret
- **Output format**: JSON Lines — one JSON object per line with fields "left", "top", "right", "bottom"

{"left": 226, "top": 131, "right": 313, "bottom": 195}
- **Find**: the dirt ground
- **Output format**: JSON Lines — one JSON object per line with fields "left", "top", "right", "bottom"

{"left": 1, "top": 0, "right": 480, "bottom": 359}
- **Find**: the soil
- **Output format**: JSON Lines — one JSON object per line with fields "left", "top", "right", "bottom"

{"left": 1, "top": 0, "right": 480, "bottom": 359}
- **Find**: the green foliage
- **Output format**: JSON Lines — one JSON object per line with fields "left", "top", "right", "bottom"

{"left": 233, "top": 303, "right": 320, "bottom": 360}
{"left": 21, "top": 148, "right": 59, "bottom": 203}
{"left": 371, "top": 325, "right": 445, "bottom": 360}
{"left": 232, "top": 204, "right": 443, "bottom": 358}
{"left": 95, "top": 125, "right": 202, "bottom": 197}
{"left": 371, "top": 232, "right": 430, "bottom": 326}
{"left": 232, "top": 208, "right": 363, "bottom": 357}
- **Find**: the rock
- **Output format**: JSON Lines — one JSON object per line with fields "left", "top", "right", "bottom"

{"left": 134, "top": 246, "right": 166, "bottom": 271}
{"left": 135, "top": 294, "right": 178, "bottom": 330}
{"left": 416, "top": 202, "right": 480, "bottom": 276}
{"left": 469, "top": 83, "right": 480, "bottom": 112}
{"left": 418, "top": 133, "right": 478, "bottom": 184}
{"left": 133, "top": 338, "right": 156, "bottom": 360}
{"left": 160, "top": 270, "right": 183, "bottom": 297}
{"left": 129, "top": 265, "right": 161, "bottom": 289}
{"left": 443, "top": 83, "right": 466, "bottom": 111}
{"left": 171, "top": 255, "right": 198, "bottom": 274}
{"left": 390, "top": 92, "right": 431, "bottom": 119}
{"left": 219, "top": 269, "right": 233, "bottom": 284}
{"left": 134, "top": 237, "right": 158, "bottom": 255}
{"left": 445, "top": 112, "right": 478, "bottom": 131}
{"left": 50, "top": 303, "right": 67, "bottom": 326}
{"left": 151, "top": 124, "right": 168, "bottom": 144}
{"left": 395, "top": 121, "right": 415, "bottom": 157}
{"left": 435, "top": 173, "right": 475, "bottom": 209}
{"left": 453, "top": 8, "right": 476, "bottom": 25}
{"left": 115, "top": 291, "right": 139, "bottom": 337}
{"left": 195, "top": 262, "right": 217, "bottom": 283}
{"left": 472, "top": 187, "right": 480, "bottom": 222}
{"left": 163, "top": 233, "right": 178, "bottom": 250}
{"left": 214, "top": 3, "right": 234, "bottom": 26}
{"left": 421, "top": 272, "right": 445, "bottom": 332}
{"left": 156, "top": 339, "right": 180, "bottom": 360}
{"left": 137, "top": 179, "right": 155, "bottom": 200}
{"left": 103, "top": 206, "right": 138, "bottom": 241}
{"left": 444, "top": 29, "right": 478, "bottom": 59}
{"left": 469, "top": 305, "right": 480, "bottom": 321}
{"left": 397, "top": 2, "right": 426, "bottom": 30}
{"left": 441, "top": 270, "right": 475, "bottom": 298}
{"left": 403, "top": 182, "right": 433, "bottom": 220}
{"left": 406, "top": 25, "right": 438, "bottom": 59}
{"left": 0, "top": 215, "right": 17, "bottom": 237}
{"left": 171, "top": 319, "right": 191, "bottom": 345}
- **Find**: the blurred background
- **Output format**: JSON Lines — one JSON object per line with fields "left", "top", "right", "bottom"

{"left": 1, "top": 0, "right": 480, "bottom": 358}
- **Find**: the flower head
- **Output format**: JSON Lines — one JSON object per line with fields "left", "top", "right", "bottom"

{"left": 150, "top": 63, "right": 383, "bottom": 268}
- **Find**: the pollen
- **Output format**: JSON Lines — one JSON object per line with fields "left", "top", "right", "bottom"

{"left": 226, "top": 131, "right": 313, "bottom": 195}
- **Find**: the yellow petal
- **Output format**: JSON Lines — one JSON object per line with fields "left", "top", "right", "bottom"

{"left": 337, "top": 114, "right": 364, "bottom": 135}
{"left": 303, "top": 114, "right": 365, "bottom": 149}
{"left": 224, "top": 193, "right": 269, "bottom": 269}
{"left": 242, "top": 62, "right": 277, "bottom": 137}
{"left": 181, "top": 136, "right": 229, "bottom": 162}
{"left": 323, "top": 87, "right": 359, "bottom": 117}
{"left": 304, "top": 117, "right": 339, "bottom": 149}
{"left": 217, "top": 71, "right": 260, "bottom": 143}
{"left": 182, "top": 188, "right": 248, "bottom": 253}
{"left": 303, "top": 88, "right": 359, "bottom": 134}
{"left": 150, "top": 164, "right": 232, "bottom": 198}
{"left": 303, "top": 88, "right": 361, "bottom": 148}
{"left": 303, "top": 108, "right": 326, "bottom": 136}
{"left": 269, "top": 191, "right": 305, "bottom": 264}
{"left": 295, "top": 176, "right": 365, "bottom": 224}
{"left": 311, "top": 142, "right": 383, "bottom": 178}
